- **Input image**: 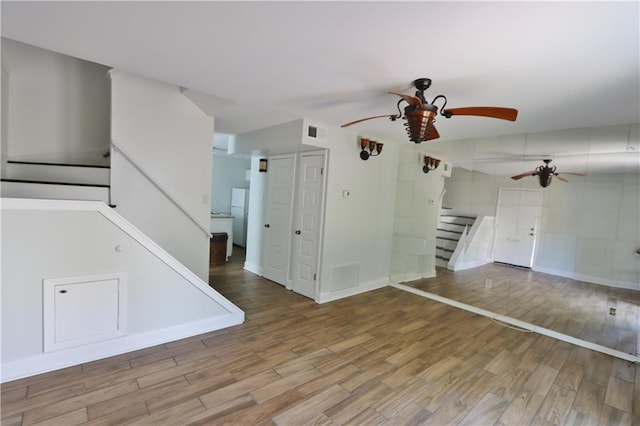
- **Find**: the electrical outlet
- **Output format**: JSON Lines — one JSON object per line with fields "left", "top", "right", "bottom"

{"left": 609, "top": 307, "right": 616, "bottom": 315}
{"left": 485, "top": 279, "right": 492, "bottom": 288}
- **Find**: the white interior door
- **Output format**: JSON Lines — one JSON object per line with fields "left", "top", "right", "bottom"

{"left": 291, "top": 152, "right": 325, "bottom": 299}
{"left": 493, "top": 188, "right": 542, "bottom": 268}
{"left": 262, "top": 155, "right": 295, "bottom": 285}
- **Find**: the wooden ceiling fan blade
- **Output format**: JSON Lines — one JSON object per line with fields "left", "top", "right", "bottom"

{"left": 555, "top": 175, "right": 569, "bottom": 183}
{"left": 388, "top": 92, "right": 423, "bottom": 107}
{"left": 511, "top": 171, "right": 537, "bottom": 180}
{"left": 558, "top": 172, "right": 587, "bottom": 177}
{"left": 341, "top": 114, "right": 399, "bottom": 128}
{"left": 426, "top": 125, "right": 440, "bottom": 141}
{"left": 443, "top": 106, "right": 518, "bottom": 121}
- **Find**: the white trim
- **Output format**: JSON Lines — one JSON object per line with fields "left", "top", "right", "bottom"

{"left": 533, "top": 265, "right": 640, "bottom": 291}
{"left": 390, "top": 270, "right": 436, "bottom": 284}
{"left": 243, "top": 262, "right": 262, "bottom": 276}
{"left": 392, "top": 283, "right": 639, "bottom": 364}
{"left": 2, "top": 314, "right": 241, "bottom": 383}
{"left": 2, "top": 198, "right": 244, "bottom": 318}
{"left": 317, "top": 278, "right": 388, "bottom": 304}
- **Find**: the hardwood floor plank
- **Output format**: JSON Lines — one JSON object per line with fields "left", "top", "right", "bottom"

{"left": 250, "top": 366, "right": 322, "bottom": 403}
{"left": 524, "top": 364, "right": 560, "bottom": 396}
{"left": 496, "top": 389, "right": 544, "bottom": 426}
{"left": 87, "top": 376, "right": 188, "bottom": 420}
{"left": 604, "top": 376, "right": 634, "bottom": 413}
{"left": 535, "top": 383, "right": 577, "bottom": 425}
{"left": 29, "top": 407, "right": 87, "bottom": 426}
{"left": 458, "top": 392, "right": 509, "bottom": 425}
{"left": 127, "top": 398, "right": 205, "bottom": 426}
{"left": 198, "top": 369, "right": 280, "bottom": 408}
{"left": 21, "top": 379, "right": 139, "bottom": 425}
{"left": 272, "top": 384, "right": 351, "bottom": 425}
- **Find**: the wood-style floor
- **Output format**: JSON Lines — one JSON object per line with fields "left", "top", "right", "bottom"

{"left": 403, "top": 264, "right": 640, "bottom": 357}
{"left": 1, "top": 249, "right": 638, "bottom": 425}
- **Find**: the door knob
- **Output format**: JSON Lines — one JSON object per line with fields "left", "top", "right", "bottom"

{"left": 295, "top": 230, "right": 301, "bottom": 235}
{"left": 264, "top": 224, "right": 270, "bottom": 228}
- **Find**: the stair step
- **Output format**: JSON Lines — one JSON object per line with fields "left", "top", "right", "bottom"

{"left": 1, "top": 180, "right": 110, "bottom": 203}
{"left": 1, "top": 178, "right": 109, "bottom": 188}
{"left": 5, "top": 161, "right": 110, "bottom": 186}
{"left": 436, "top": 246, "right": 454, "bottom": 253}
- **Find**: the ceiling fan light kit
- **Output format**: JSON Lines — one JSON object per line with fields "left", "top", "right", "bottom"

{"left": 359, "top": 137, "right": 383, "bottom": 160}
{"left": 341, "top": 78, "right": 518, "bottom": 144}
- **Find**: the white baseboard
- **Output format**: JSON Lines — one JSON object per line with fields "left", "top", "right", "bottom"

{"left": 317, "top": 278, "right": 389, "bottom": 304}
{"left": 243, "top": 262, "right": 262, "bottom": 276}
{"left": 1, "top": 314, "right": 242, "bottom": 383}
{"left": 389, "top": 270, "right": 436, "bottom": 284}
{"left": 533, "top": 266, "right": 639, "bottom": 291}
{"left": 452, "top": 258, "right": 492, "bottom": 271}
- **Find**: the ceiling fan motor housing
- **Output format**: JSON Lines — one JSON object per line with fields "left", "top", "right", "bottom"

{"left": 404, "top": 104, "right": 438, "bottom": 143}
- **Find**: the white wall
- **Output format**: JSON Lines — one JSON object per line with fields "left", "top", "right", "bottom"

{"left": 1, "top": 199, "right": 242, "bottom": 381}
{"left": 391, "top": 145, "right": 445, "bottom": 282}
{"left": 211, "top": 153, "right": 250, "bottom": 213}
{"left": 536, "top": 172, "right": 639, "bottom": 288}
{"left": 1, "top": 38, "right": 110, "bottom": 162}
{"left": 318, "top": 127, "right": 398, "bottom": 300}
{"left": 110, "top": 70, "right": 214, "bottom": 280}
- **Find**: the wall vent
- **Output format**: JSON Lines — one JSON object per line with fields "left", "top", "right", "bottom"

{"left": 330, "top": 263, "right": 359, "bottom": 291}
{"left": 306, "top": 124, "right": 327, "bottom": 142}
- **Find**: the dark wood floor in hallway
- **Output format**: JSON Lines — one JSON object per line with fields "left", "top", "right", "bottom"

{"left": 1, "top": 248, "right": 638, "bottom": 425}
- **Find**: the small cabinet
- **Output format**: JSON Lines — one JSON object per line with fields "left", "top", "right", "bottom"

{"left": 210, "top": 215, "right": 233, "bottom": 260}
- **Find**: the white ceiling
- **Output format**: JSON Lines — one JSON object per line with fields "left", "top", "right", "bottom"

{"left": 2, "top": 1, "right": 639, "bottom": 175}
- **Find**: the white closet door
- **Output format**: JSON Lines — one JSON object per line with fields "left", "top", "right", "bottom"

{"left": 493, "top": 188, "right": 542, "bottom": 268}
{"left": 262, "top": 155, "right": 295, "bottom": 285}
{"left": 291, "top": 152, "right": 325, "bottom": 299}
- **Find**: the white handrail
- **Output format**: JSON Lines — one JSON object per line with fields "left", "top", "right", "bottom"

{"left": 110, "top": 142, "right": 211, "bottom": 238}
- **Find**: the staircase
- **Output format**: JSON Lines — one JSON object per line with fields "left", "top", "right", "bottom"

{"left": 436, "top": 212, "right": 477, "bottom": 268}
{"left": 1, "top": 158, "right": 112, "bottom": 204}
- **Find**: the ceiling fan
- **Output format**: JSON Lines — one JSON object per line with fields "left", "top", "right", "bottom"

{"left": 341, "top": 78, "right": 518, "bottom": 143}
{"left": 511, "top": 159, "right": 587, "bottom": 187}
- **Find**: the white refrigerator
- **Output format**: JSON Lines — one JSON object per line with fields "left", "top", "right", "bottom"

{"left": 231, "top": 188, "right": 249, "bottom": 247}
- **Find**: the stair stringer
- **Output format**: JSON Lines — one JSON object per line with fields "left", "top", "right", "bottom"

{"left": 1, "top": 197, "right": 244, "bottom": 382}
{"left": 448, "top": 215, "right": 496, "bottom": 271}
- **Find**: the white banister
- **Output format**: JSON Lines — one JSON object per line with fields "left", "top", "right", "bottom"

{"left": 111, "top": 142, "right": 210, "bottom": 238}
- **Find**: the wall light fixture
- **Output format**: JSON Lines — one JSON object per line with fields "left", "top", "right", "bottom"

{"left": 423, "top": 156, "right": 441, "bottom": 174}
{"left": 359, "top": 137, "right": 383, "bottom": 160}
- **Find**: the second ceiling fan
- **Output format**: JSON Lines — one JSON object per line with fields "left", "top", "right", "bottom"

{"left": 511, "top": 159, "right": 587, "bottom": 187}
{"left": 341, "top": 78, "right": 518, "bottom": 143}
